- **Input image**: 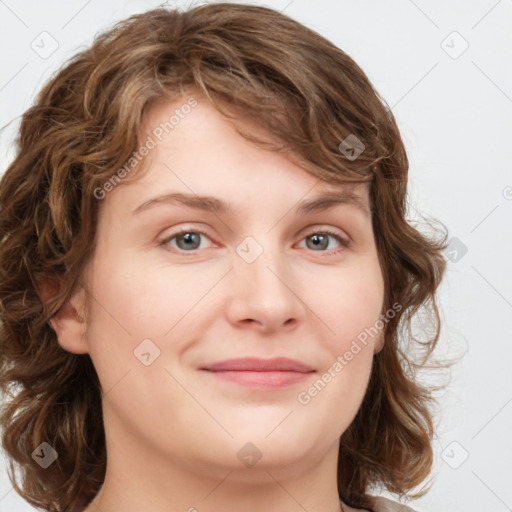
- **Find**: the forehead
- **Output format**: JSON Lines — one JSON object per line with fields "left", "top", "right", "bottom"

{"left": 115, "top": 92, "right": 372, "bottom": 214}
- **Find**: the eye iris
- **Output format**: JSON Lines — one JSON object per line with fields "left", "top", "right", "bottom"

{"left": 176, "top": 232, "right": 201, "bottom": 250}
{"left": 307, "top": 233, "right": 329, "bottom": 251}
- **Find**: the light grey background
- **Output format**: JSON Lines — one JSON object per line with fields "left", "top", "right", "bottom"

{"left": 1, "top": 1, "right": 511, "bottom": 511}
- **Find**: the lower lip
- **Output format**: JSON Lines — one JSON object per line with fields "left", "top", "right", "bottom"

{"left": 201, "top": 370, "right": 313, "bottom": 388}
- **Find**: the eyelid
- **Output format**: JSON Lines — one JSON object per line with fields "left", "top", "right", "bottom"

{"left": 298, "top": 224, "right": 351, "bottom": 244}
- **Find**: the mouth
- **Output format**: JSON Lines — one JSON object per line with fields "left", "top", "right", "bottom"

{"left": 199, "top": 357, "right": 315, "bottom": 389}
{"left": 200, "top": 370, "right": 313, "bottom": 388}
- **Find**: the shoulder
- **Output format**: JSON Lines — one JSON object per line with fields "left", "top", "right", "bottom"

{"left": 365, "top": 494, "right": 419, "bottom": 512}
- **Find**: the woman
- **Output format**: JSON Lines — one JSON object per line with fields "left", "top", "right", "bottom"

{"left": 0, "top": 3, "right": 448, "bottom": 511}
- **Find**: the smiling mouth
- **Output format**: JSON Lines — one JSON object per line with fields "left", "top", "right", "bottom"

{"left": 199, "top": 357, "right": 315, "bottom": 389}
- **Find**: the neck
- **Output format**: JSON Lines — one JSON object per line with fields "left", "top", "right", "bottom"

{"left": 83, "top": 413, "right": 344, "bottom": 512}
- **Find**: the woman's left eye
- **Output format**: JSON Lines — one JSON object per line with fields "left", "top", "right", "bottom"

{"left": 159, "top": 228, "right": 350, "bottom": 254}
{"left": 298, "top": 230, "right": 350, "bottom": 254}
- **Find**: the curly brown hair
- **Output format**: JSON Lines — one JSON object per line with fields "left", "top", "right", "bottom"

{"left": 0, "top": 3, "right": 449, "bottom": 511}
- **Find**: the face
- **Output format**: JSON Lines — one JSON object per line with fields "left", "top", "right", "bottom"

{"left": 58, "top": 92, "right": 385, "bottom": 483}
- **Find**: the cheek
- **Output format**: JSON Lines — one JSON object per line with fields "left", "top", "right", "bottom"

{"left": 82, "top": 266, "right": 192, "bottom": 431}
{"left": 83, "top": 252, "right": 219, "bottom": 386}
{"left": 311, "top": 258, "right": 384, "bottom": 352}
{"left": 86, "top": 249, "right": 209, "bottom": 335}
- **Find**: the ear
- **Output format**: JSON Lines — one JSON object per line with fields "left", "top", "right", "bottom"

{"left": 373, "top": 312, "right": 386, "bottom": 354}
{"left": 373, "top": 330, "right": 385, "bottom": 354}
{"left": 373, "top": 300, "right": 387, "bottom": 354}
{"left": 37, "top": 278, "right": 90, "bottom": 355}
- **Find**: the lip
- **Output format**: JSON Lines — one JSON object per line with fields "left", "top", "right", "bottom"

{"left": 200, "top": 357, "right": 314, "bottom": 372}
{"left": 199, "top": 357, "right": 315, "bottom": 389}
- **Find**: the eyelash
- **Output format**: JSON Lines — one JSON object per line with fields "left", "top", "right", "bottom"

{"left": 159, "top": 227, "right": 351, "bottom": 256}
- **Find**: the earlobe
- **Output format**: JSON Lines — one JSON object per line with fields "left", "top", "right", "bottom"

{"left": 373, "top": 330, "right": 385, "bottom": 354}
{"left": 49, "top": 298, "right": 89, "bottom": 355}
{"left": 38, "top": 278, "right": 90, "bottom": 355}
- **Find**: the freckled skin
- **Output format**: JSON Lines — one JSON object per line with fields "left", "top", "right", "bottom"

{"left": 57, "top": 93, "right": 385, "bottom": 512}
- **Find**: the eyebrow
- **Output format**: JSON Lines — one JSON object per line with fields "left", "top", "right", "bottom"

{"left": 132, "top": 191, "right": 371, "bottom": 217}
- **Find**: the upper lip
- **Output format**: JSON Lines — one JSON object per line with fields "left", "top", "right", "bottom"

{"left": 200, "top": 357, "right": 314, "bottom": 373}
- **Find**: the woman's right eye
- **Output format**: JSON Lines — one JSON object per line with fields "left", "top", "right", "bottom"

{"left": 159, "top": 230, "right": 214, "bottom": 252}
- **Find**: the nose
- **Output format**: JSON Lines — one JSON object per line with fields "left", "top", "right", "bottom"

{"left": 225, "top": 237, "right": 306, "bottom": 334}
